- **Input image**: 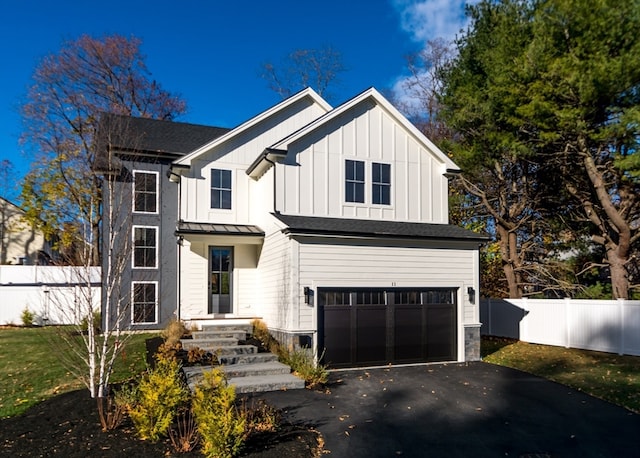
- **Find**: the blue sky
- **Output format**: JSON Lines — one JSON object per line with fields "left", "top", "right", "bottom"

{"left": 0, "top": 0, "right": 473, "bottom": 201}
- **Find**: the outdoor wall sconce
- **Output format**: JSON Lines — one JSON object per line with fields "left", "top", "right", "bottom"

{"left": 467, "top": 286, "right": 476, "bottom": 304}
{"left": 304, "top": 287, "right": 314, "bottom": 305}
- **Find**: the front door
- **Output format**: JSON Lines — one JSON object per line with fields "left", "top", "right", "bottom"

{"left": 209, "top": 247, "right": 232, "bottom": 314}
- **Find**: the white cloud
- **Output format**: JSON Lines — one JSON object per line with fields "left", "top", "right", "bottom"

{"left": 393, "top": 0, "right": 475, "bottom": 43}
{"left": 390, "top": 1, "right": 478, "bottom": 118}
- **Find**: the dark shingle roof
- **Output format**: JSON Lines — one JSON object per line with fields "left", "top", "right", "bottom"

{"left": 100, "top": 113, "right": 230, "bottom": 157}
{"left": 273, "top": 213, "right": 490, "bottom": 242}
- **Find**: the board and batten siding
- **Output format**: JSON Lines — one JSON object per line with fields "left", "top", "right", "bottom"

{"left": 277, "top": 104, "right": 450, "bottom": 223}
{"left": 180, "top": 99, "right": 327, "bottom": 225}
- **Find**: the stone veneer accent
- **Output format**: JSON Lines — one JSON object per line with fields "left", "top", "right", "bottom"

{"left": 464, "top": 324, "right": 482, "bottom": 361}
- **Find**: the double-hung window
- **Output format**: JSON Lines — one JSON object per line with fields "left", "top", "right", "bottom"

{"left": 132, "top": 281, "right": 157, "bottom": 324}
{"left": 345, "top": 160, "right": 365, "bottom": 203}
{"left": 133, "top": 171, "right": 158, "bottom": 213}
{"left": 372, "top": 162, "right": 391, "bottom": 205}
{"left": 133, "top": 226, "right": 157, "bottom": 268}
{"left": 211, "top": 169, "right": 232, "bottom": 209}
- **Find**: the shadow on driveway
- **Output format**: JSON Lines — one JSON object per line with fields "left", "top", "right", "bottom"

{"left": 255, "top": 362, "right": 640, "bottom": 457}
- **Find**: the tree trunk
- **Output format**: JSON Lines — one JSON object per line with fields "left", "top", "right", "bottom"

{"left": 576, "top": 142, "right": 632, "bottom": 300}
{"left": 497, "top": 224, "right": 523, "bottom": 298}
{"left": 608, "top": 246, "right": 630, "bottom": 300}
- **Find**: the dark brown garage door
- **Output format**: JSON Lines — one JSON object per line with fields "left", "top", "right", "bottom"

{"left": 318, "top": 288, "right": 457, "bottom": 368}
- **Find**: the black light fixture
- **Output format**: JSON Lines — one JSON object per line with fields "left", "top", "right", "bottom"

{"left": 467, "top": 286, "right": 476, "bottom": 304}
{"left": 304, "top": 287, "right": 313, "bottom": 305}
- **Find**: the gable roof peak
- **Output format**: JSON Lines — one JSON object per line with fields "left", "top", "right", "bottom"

{"left": 174, "top": 87, "right": 332, "bottom": 167}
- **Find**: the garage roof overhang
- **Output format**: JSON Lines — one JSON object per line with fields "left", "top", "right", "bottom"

{"left": 273, "top": 213, "right": 490, "bottom": 244}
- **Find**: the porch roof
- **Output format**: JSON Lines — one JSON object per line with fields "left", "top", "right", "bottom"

{"left": 176, "top": 221, "right": 264, "bottom": 236}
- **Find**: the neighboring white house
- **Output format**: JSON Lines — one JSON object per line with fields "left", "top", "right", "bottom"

{"left": 103, "top": 87, "right": 488, "bottom": 368}
{"left": 0, "top": 196, "right": 54, "bottom": 265}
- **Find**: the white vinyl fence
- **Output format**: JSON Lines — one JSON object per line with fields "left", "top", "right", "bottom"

{"left": 0, "top": 265, "right": 101, "bottom": 326}
{"left": 480, "top": 298, "right": 640, "bottom": 356}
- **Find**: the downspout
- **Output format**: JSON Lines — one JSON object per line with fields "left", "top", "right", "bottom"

{"left": 265, "top": 156, "right": 278, "bottom": 213}
{"left": 176, "top": 173, "right": 182, "bottom": 321}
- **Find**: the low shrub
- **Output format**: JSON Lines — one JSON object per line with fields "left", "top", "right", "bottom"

{"left": 80, "top": 310, "right": 102, "bottom": 334}
{"left": 128, "top": 353, "right": 190, "bottom": 441}
{"left": 251, "top": 319, "right": 328, "bottom": 388}
{"left": 20, "top": 307, "right": 34, "bottom": 327}
{"left": 282, "top": 347, "right": 329, "bottom": 389}
{"left": 241, "top": 398, "right": 280, "bottom": 435}
{"left": 162, "top": 318, "right": 188, "bottom": 347}
{"left": 169, "top": 407, "right": 199, "bottom": 453}
{"left": 192, "top": 368, "right": 246, "bottom": 458}
{"left": 251, "top": 319, "right": 283, "bottom": 356}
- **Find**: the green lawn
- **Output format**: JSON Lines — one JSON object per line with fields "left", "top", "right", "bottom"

{"left": 482, "top": 336, "right": 640, "bottom": 413}
{"left": 0, "top": 326, "right": 155, "bottom": 418}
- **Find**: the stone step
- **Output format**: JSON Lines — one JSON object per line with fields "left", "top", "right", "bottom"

{"left": 230, "top": 374, "right": 305, "bottom": 393}
{"left": 180, "top": 338, "right": 239, "bottom": 350}
{"left": 191, "top": 329, "right": 248, "bottom": 340}
{"left": 182, "top": 361, "right": 290, "bottom": 384}
{"left": 223, "top": 361, "right": 292, "bottom": 378}
{"left": 201, "top": 323, "right": 253, "bottom": 334}
{"left": 182, "top": 366, "right": 305, "bottom": 393}
{"left": 218, "top": 352, "right": 278, "bottom": 365}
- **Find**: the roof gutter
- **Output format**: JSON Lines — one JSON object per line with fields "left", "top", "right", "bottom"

{"left": 246, "top": 148, "right": 287, "bottom": 179}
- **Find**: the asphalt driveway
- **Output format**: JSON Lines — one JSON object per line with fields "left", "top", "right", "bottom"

{"left": 256, "top": 362, "right": 640, "bottom": 457}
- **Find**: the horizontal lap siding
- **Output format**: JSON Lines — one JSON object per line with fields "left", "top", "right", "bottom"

{"left": 298, "top": 243, "right": 476, "bottom": 328}
{"left": 256, "top": 230, "right": 292, "bottom": 329}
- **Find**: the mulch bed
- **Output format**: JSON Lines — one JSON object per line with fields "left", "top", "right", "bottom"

{"left": 0, "top": 389, "right": 321, "bottom": 457}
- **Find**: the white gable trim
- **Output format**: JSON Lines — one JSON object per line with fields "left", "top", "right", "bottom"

{"left": 173, "top": 87, "right": 332, "bottom": 168}
{"left": 269, "top": 87, "right": 460, "bottom": 173}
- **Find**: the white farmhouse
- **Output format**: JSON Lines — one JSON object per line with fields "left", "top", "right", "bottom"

{"left": 101, "top": 87, "right": 488, "bottom": 367}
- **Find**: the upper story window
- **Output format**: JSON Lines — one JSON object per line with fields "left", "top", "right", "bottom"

{"left": 133, "top": 171, "right": 158, "bottom": 213}
{"left": 211, "top": 169, "right": 232, "bottom": 209}
{"left": 372, "top": 162, "right": 391, "bottom": 205}
{"left": 345, "top": 160, "right": 365, "bottom": 203}
{"left": 132, "top": 226, "right": 157, "bottom": 269}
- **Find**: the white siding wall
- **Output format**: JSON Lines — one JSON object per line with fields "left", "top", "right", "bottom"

{"left": 179, "top": 238, "right": 260, "bottom": 319}
{"left": 290, "top": 240, "right": 478, "bottom": 362}
{"left": 254, "top": 228, "right": 293, "bottom": 331}
{"left": 278, "top": 104, "right": 450, "bottom": 223}
{"left": 179, "top": 239, "right": 208, "bottom": 318}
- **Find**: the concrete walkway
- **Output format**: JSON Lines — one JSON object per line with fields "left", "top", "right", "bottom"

{"left": 256, "top": 362, "right": 640, "bottom": 457}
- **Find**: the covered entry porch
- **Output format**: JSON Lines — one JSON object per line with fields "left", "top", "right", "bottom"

{"left": 176, "top": 221, "right": 264, "bottom": 323}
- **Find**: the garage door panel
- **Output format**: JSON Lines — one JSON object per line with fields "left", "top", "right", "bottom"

{"left": 322, "top": 307, "right": 351, "bottom": 366}
{"left": 355, "top": 306, "right": 387, "bottom": 364}
{"left": 394, "top": 306, "right": 424, "bottom": 362}
{"left": 426, "top": 305, "right": 456, "bottom": 361}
